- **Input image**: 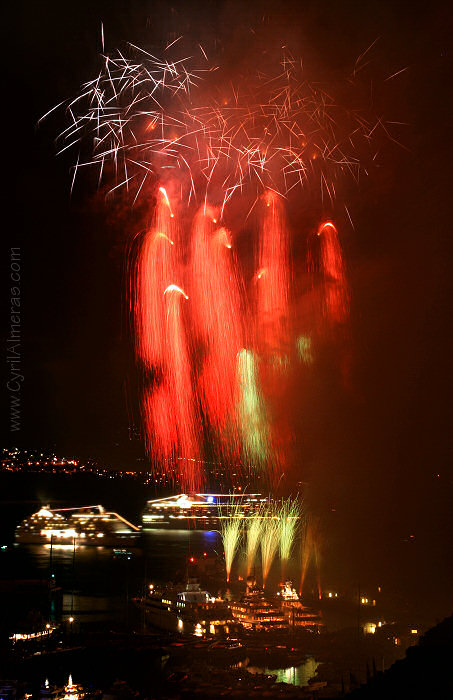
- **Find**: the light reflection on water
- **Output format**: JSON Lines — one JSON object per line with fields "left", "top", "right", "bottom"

{"left": 1, "top": 530, "right": 222, "bottom": 592}
{"left": 245, "top": 657, "right": 320, "bottom": 687}
{"left": 1, "top": 531, "right": 223, "bottom": 625}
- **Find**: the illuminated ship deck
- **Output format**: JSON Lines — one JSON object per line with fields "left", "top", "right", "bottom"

{"left": 142, "top": 493, "right": 267, "bottom": 529}
{"left": 136, "top": 578, "right": 236, "bottom": 636}
{"left": 15, "top": 506, "right": 140, "bottom": 545}
{"left": 231, "top": 581, "right": 287, "bottom": 632}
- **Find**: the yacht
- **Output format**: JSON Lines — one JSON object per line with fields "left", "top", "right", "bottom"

{"left": 136, "top": 578, "right": 236, "bottom": 636}
{"left": 231, "top": 578, "right": 287, "bottom": 631}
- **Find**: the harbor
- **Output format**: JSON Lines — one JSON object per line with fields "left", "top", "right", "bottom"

{"left": 1, "top": 498, "right": 430, "bottom": 699}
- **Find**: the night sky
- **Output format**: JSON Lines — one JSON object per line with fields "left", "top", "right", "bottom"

{"left": 3, "top": 0, "right": 452, "bottom": 619}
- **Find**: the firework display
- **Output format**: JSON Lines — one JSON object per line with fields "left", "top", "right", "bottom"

{"left": 256, "top": 191, "right": 290, "bottom": 356}
{"left": 47, "top": 38, "right": 378, "bottom": 490}
{"left": 135, "top": 204, "right": 175, "bottom": 368}
{"left": 28, "top": 10, "right": 452, "bottom": 660}
{"left": 260, "top": 510, "right": 280, "bottom": 588}
{"left": 317, "top": 221, "right": 350, "bottom": 323}
{"left": 190, "top": 211, "right": 244, "bottom": 454}
{"left": 219, "top": 496, "right": 303, "bottom": 588}
{"left": 51, "top": 41, "right": 379, "bottom": 207}
{"left": 132, "top": 184, "right": 351, "bottom": 485}
{"left": 218, "top": 500, "right": 243, "bottom": 583}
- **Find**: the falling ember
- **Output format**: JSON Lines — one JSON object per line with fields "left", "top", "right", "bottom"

{"left": 260, "top": 507, "right": 280, "bottom": 587}
{"left": 134, "top": 188, "right": 202, "bottom": 489}
{"left": 317, "top": 221, "right": 349, "bottom": 323}
{"left": 190, "top": 213, "right": 244, "bottom": 451}
{"left": 255, "top": 191, "right": 290, "bottom": 356}
{"left": 296, "top": 335, "right": 314, "bottom": 365}
{"left": 135, "top": 189, "right": 177, "bottom": 369}
{"left": 236, "top": 349, "right": 270, "bottom": 467}
{"left": 163, "top": 284, "right": 201, "bottom": 491}
{"left": 142, "top": 383, "right": 177, "bottom": 460}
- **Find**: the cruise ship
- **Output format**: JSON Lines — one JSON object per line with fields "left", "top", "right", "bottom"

{"left": 142, "top": 493, "right": 268, "bottom": 529}
{"left": 15, "top": 506, "right": 140, "bottom": 546}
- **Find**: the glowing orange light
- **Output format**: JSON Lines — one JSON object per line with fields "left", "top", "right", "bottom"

{"left": 262, "top": 190, "right": 276, "bottom": 208}
{"left": 155, "top": 232, "right": 174, "bottom": 245}
{"left": 158, "top": 186, "right": 174, "bottom": 218}
{"left": 317, "top": 221, "right": 337, "bottom": 236}
{"left": 163, "top": 284, "right": 189, "bottom": 300}
{"left": 214, "top": 226, "right": 232, "bottom": 249}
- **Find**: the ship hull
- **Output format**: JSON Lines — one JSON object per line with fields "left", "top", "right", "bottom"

{"left": 15, "top": 533, "right": 141, "bottom": 547}
{"left": 142, "top": 519, "right": 220, "bottom": 531}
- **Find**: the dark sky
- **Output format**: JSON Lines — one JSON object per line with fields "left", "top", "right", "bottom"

{"left": 3, "top": 0, "right": 452, "bottom": 618}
